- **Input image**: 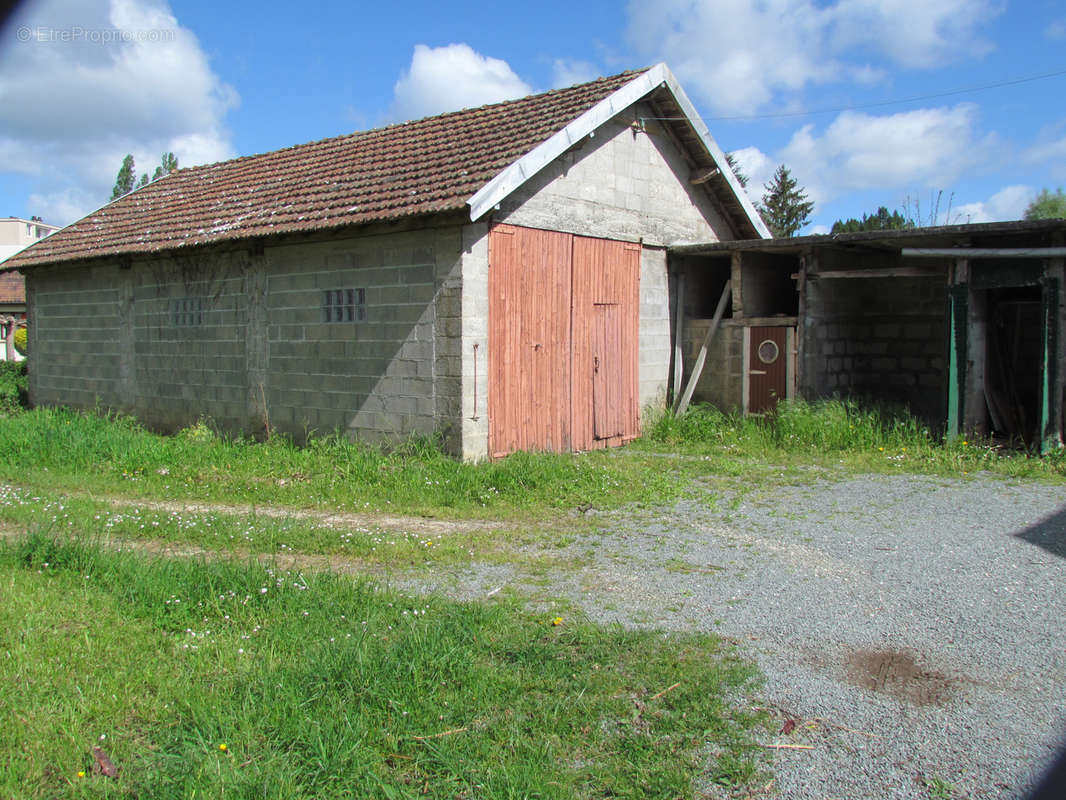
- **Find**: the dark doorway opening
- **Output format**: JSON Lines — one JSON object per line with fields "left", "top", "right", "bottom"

{"left": 984, "top": 285, "right": 1043, "bottom": 448}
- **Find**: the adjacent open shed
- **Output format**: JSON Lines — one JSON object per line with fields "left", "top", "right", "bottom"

{"left": 670, "top": 220, "right": 1066, "bottom": 451}
{"left": 2, "top": 64, "right": 766, "bottom": 460}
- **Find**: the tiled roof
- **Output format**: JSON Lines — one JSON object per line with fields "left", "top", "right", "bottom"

{"left": 0, "top": 271, "right": 24, "bottom": 305}
{"left": 7, "top": 69, "right": 649, "bottom": 270}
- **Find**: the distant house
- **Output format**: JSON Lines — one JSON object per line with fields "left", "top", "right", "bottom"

{"left": 0, "top": 216, "right": 59, "bottom": 264}
{"left": 0, "top": 216, "right": 58, "bottom": 361}
{"left": 1, "top": 64, "right": 766, "bottom": 459}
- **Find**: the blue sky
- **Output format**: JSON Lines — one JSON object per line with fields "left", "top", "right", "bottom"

{"left": 1, "top": 0, "right": 1064, "bottom": 235}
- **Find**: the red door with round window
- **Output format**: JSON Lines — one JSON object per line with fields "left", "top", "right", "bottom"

{"left": 748, "top": 326, "right": 789, "bottom": 414}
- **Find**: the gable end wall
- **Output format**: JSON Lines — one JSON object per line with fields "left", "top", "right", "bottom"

{"left": 457, "top": 103, "right": 739, "bottom": 459}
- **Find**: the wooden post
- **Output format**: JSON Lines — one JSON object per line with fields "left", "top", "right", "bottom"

{"left": 1042, "top": 257, "right": 1063, "bottom": 452}
{"left": 672, "top": 271, "right": 685, "bottom": 405}
{"left": 730, "top": 251, "right": 743, "bottom": 317}
{"left": 675, "top": 280, "right": 731, "bottom": 415}
{"left": 964, "top": 280, "right": 988, "bottom": 436}
{"left": 946, "top": 259, "right": 969, "bottom": 441}
{"left": 796, "top": 251, "right": 809, "bottom": 398}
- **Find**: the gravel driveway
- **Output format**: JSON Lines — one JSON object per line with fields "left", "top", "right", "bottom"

{"left": 407, "top": 472, "right": 1066, "bottom": 799}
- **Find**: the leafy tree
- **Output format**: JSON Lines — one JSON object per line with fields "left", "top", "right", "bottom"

{"left": 154, "top": 151, "right": 179, "bottom": 180}
{"left": 110, "top": 154, "right": 137, "bottom": 201}
{"left": 725, "top": 152, "right": 748, "bottom": 189}
{"left": 831, "top": 206, "right": 914, "bottom": 234}
{"left": 1024, "top": 188, "right": 1066, "bottom": 220}
{"left": 110, "top": 152, "right": 179, "bottom": 201}
{"left": 759, "top": 164, "right": 814, "bottom": 238}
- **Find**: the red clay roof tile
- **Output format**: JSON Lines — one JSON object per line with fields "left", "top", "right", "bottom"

{"left": 0, "top": 271, "right": 24, "bottom": 304}
{"left": 7, "top": 69, "right": 648, "bottom": 270}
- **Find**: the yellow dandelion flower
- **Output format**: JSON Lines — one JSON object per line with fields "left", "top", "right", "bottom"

{"left": 219, "top": 743, "right": 228, "bottom": 752}
{"left": 77, "top": 771, "right": 86, "bottom": 778}
{"left": 552, "top": 617, "right": 563, "bottom": 626}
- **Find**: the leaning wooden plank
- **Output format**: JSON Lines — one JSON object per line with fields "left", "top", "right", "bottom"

{"left": 675, "top": 280, "right": 731, "bottom": 415}
{"left": 672, "top": 272, "right": 685, "bottom": 406}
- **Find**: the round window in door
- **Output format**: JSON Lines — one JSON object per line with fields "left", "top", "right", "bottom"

{"left": 757, "top": 339, "right": 780, "bottom": 364}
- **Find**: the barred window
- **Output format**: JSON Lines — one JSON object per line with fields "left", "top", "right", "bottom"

{"left": 170, "top": 297, "right": 203, "bottom": 327}
{"left": 324, "top": 288, "right": 366, "bottom": 323}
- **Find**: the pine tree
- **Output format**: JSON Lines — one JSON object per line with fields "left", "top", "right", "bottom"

{"left": 831, "top": 206, "right": 914, "bottom": 234}
{"left": 725, "top": 152, "right": 748, "bottom": 189}
{"left": 759, "top": 165, "right": 814, "bottom": 238}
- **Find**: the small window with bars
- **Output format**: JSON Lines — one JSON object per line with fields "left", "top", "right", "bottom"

{"left": 324, "top": 288, "right": 366, "bottom": 323}
{"left": 171, "top": 297, "right": 203, "bottom": 327}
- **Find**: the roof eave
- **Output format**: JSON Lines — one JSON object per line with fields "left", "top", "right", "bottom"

{"left": 466, "top": 63, "right": 770, "bottom": 240}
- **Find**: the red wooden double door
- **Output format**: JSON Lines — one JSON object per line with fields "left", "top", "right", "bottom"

{"left": 489, "top": 224, "right": 641, "bottom": 457}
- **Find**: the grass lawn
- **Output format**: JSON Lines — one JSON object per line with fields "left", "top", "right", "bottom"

{"left": 0, "top": 408, "right": 688, "bottom": 519}
{"left": 1, "top": 535, "right": 766, "bottom": 799}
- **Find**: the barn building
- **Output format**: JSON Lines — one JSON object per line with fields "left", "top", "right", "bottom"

{"left": 2, "top": 64, "right": 766, "bottom": 460}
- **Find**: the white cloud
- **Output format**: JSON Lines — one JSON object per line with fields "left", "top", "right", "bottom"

{"left": 728, "top": 146, "right": 775, "bottom": 205}
{"left": 1023, "top": 127, "right": 1066, "bottom": 176}
{"left": 951, "top": 185, "right": 1032, "bottom": 223}
{"left": 625, "top": 0, "right": 1001, "bottom": 114}
{"left": 0, "top": 0, "right": 237, "bottom": 225}
{"left": 727, "top": 105, "right": 999, "bottom": 225}
{"left": 551, "top": 58, "right": 599, "bottom": 89}
{"left": 778, "top": 104, "right": 997, "bottom": 205}
{"left": 825, "top": 0, "right": 999, "bottom": 68}
{"left": 389, "top": 44, "right": 532, "bottom": 122}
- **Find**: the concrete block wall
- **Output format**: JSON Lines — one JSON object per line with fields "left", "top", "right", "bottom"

{"left": 30, "top": 226, "right": 466, "bottom": 447}
{"left": 132, "top": 251, "right": 253, "bottom": 431}
{"left": 28, "top": 263, "right": 128, "bottom": 410}
{"left": 804, "top": 276, "right": 947, "bottom": 423}
{"left": 639, "top": 247, "right": 671, "bottom": 409}
{"left": 265, "top": 228, "right": 460, "bottom": 441}
{"left": 459, "top": 223, "right": 489, "bottom": 460}
{"left": 496, "top": 104, "right": 729, "bottom": 249}
{"left": 684, "top": 321, "right": 744, "bottom": 412}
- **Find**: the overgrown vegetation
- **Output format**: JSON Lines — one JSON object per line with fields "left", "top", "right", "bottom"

{"left": 643, "top": 399, "right": 1066, "bottom": 480}
{"left": 0, "top": 535, "right": 767, "bottom": 799}
{"left": 0, "top": 361, "right": 27, "bottom": 415}
{"left": 0, "top": 407, "right": 683, "bottom": 517}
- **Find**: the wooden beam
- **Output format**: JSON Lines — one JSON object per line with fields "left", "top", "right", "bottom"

{"left": 675, "top": 280, "right": 731, "bottom": 415}
{"left": 903, "top": 247, "right": 1066, "bottom": 258}
{"left": 809, "top": 267, "right": 944, "bottom": 279}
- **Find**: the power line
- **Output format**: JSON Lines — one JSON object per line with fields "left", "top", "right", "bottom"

{"left": 646, "top": 67, "right": 1066, "bottom": 122}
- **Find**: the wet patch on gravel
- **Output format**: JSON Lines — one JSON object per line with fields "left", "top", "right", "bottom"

{"left": 845, "top": 648, "right": 957, "bottom": 707}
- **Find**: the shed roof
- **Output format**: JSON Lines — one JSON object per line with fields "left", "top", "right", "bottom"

{"left": 671, "top": 219, "right": 1066, "bottom": 257}
{"left": 6, "top": 64, "right": 765, "bottom": 271}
